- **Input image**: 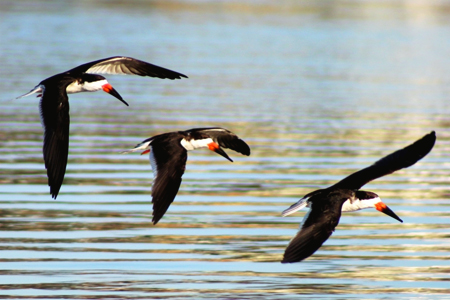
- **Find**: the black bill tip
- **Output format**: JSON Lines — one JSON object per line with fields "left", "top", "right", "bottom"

{"left": 376, "top": 202, "right": 403, "bottom": 223}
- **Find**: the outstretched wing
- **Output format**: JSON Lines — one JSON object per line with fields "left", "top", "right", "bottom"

{"left": 148, "top": 136, "right": 188, "bottom": 225}
{"left": 39, "top": 85, "right": 70, "bottom": 199}
{"left": 282, "top": 192, "right": 344, "bottom": 263}
{"left": 67, "top": 56, "right": 188, "bottom": 79}
{"left": 331, "top": 131, "right": 436, "bottom": 190}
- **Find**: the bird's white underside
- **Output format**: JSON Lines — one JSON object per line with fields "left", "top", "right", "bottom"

{"left": 341, "top": 197, "right": 382, "bottom": 212}
{"left": 282, "top": 196, "right": 382, "bottom": 217}
{"left": 66, "top": 79, "right": 108, "bottom": 94}
{"left": 180, "top": 138, "right": 214, "bottom": 151}
{"left": 294, "top": 196, "right": 382, "bottom": 231}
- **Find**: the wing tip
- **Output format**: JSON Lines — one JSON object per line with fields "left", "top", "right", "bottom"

{"left": 48, "top": 174, "right": 62, "bottom": 199}
{"left": 167, "top": 73, "right": 188, "bottom": 80}
{"left": 418, "top": 130, "right": 437, "bottom": 157}
{"left": 237, "top": 139, "right": 251, "bottom": 156}
{"left": 427, "top": 130, "right": 436, "bottom": 144}
{"left": 281, "top": 259, "right": 296, "bottom": 264}
{"left": 50, "top": 187, "right": 59, "bottom": 199}
{"left": 243, "top": 145, "right": 251, "bottom": 156}
{"left": 152, "top": 211, "right": 163, "bottom": 225}
{"left": 281, "top": 254, "right": 304, "bottom": 264}
{"left": 425, "top": 130, "right": 436, "bottom": 141}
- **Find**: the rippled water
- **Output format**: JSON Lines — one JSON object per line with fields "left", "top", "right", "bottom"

{"left": 1, "top": 0, "right": 450, "bottom": 299}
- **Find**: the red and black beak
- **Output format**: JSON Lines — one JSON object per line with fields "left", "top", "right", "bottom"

{"left": 102, "top": 83, "right": 128, "bottom": 106}
{"left": 208, "top": 142, "right": 233, "bottom": 162}
{"left": 375, "top": 202, "right": 403, "bottom": 223}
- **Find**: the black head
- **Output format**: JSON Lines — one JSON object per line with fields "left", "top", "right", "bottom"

{"left": 356, "top": 190, "right": 403, "bottom": 223}
{"left": 80, "top": 73, "right": 107, "bottom": 83}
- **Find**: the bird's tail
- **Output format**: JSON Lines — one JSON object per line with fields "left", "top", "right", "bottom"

{"left": 281, "top": 197, "right": 308, "bottom": 217}
{"left": 121, "top": 141, "right": 151, "bottom": 154}
{"left": 16, "top": 85, "right": 44, "bottom": 99}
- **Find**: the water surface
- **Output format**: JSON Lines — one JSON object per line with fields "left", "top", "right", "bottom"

{"left": 1, "top": 0, "right": 450, "bottom": 299}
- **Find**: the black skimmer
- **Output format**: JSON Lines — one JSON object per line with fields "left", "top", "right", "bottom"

{"left": 16, "top": 56, "right": 187, "bottom": 199}
{"left": 281, "top": 131, "right": 436, "bottom": 263}
{"left": 123, "top": 127, "right": 251, "bottom": 224}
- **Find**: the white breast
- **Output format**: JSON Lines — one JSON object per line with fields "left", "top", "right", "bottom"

{"left": 341, "top": 197, "right": 381, "bottom": 212}
{"left": 66, "top": 79, "right": 108, "bottom": 94}
{"left": 180, "top": 138, "right": 214, "bottom": 151}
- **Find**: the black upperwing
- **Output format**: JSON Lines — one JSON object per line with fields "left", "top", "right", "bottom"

{"left": 330, "top": 131, "right": 436, "bottom": 190}
{"left": 67, "top": 56, "right": 188, "bottom": 80}
{"left": 149, "top": 134, "right": 188, "bottom": 225}
{"left": 39, "top": 78, "right": 72, "bottom": 199}
{"left": 282, "top": 190, "right": 350, "bottom": 263}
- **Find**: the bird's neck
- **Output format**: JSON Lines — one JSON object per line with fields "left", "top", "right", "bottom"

{"left": 66, "top": 79, "right": 108, "bottom": 94}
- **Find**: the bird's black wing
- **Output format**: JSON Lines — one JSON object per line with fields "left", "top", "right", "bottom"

{"left": 191, "top": 127, "right": 251, "bottom": 156}
{"left": 330, "top": 131, "right": 436, "bottom": 190}
{"left": 39, "top": 85, "right": 70, "bottom": 199}
{"left": 282, "top": 191, "right": 346, "bottom": 263}
{"left": 149, "top": 136, "right": 188, "bottom": 224}
{"left": 68, "top": 56, "right": 188, "bottom": 79}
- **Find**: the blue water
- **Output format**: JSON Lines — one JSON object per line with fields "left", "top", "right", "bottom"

{"left": 1, "top": 0, "right": 450, "bottom": 299}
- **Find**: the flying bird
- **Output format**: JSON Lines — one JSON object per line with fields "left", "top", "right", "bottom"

{"left": 16, "top": 56, "right": 187, "bottom": 198}
{"left": 281, "top": 131, "right": 436, "bottom": 263}
{"left": 123, "top": 127, "right": 251, "bottom": 224}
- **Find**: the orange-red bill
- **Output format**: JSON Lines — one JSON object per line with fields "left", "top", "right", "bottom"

{"left": 208, "top": 142, "right": 233, "bottom": 162}
{"left": 102, "top": 83, "right": 128, "bottom": 106}
{"left": 207, "top": 142, "right": 220, "bottom": 151}
{"left": 375, "top": 202, "right": 403, "bottom": 223}
{"left": 141, "top": 149, "right": 150, "bottom": 155}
